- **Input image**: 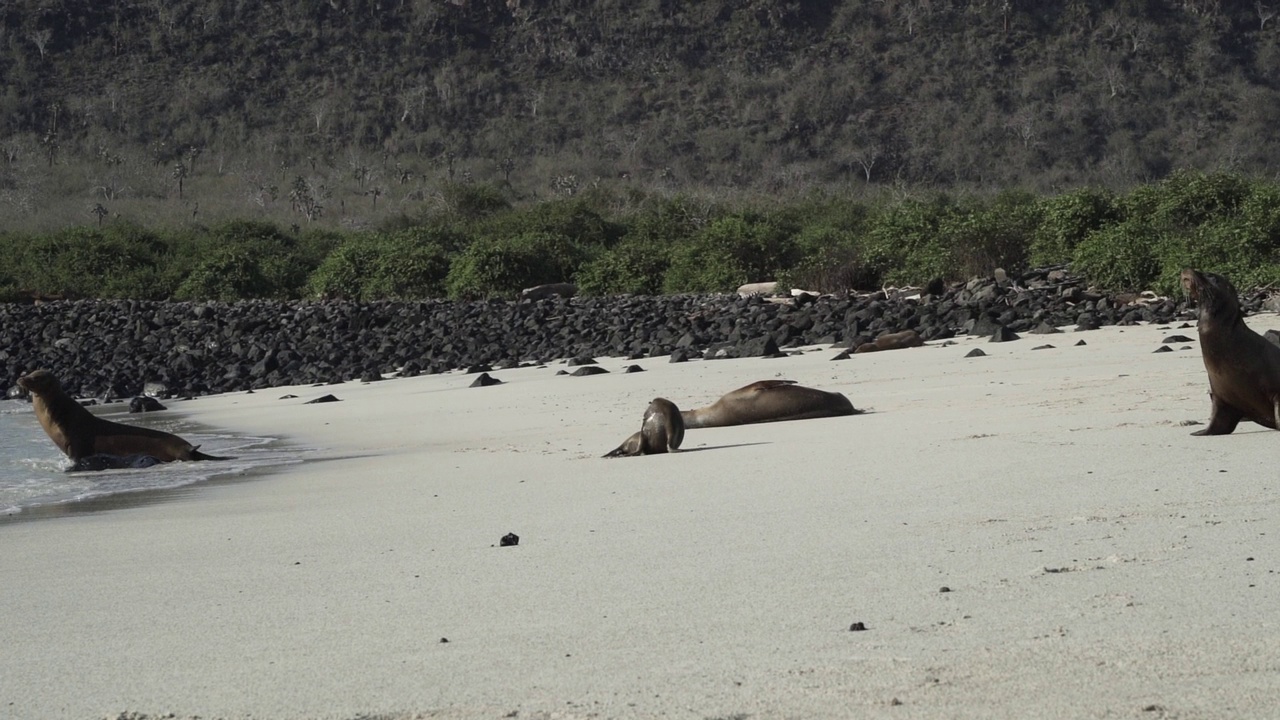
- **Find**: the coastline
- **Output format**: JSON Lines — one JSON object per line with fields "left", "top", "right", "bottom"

{"left": 5, "top": 321, "right": 1280, "bottom": 719}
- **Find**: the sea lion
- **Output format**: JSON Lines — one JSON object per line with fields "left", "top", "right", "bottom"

{"left": 605, "top": 398, "right": 684, "bottom": 457}
{"left": 681, "top": 380, "right": 861, "bottom": 429}
{"left": 1181, "top": 269, "right": 1280, "bottom": 435}
{"left": 17, "top": 369, "right": 230, "bottom": 462}
{"left": 520, "top": 282, "right": 577, "bottom": 301}
{"left": 853, "top": 329, "right": 924, "bottom": 354}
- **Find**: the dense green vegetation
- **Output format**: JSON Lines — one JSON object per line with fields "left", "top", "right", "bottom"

{"left": 4, "top": 171, "right": 1280, "bottom": 301}
{"left": 1, "top": 1, "right": 1278, "bottom": 232}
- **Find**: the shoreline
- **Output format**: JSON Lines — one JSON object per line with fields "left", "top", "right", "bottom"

{"left": 6, "top": 322, "right": 1280, "bottom": 719}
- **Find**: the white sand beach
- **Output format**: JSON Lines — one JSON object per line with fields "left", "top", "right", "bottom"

{"left": 4, "top": 319, "right": 1280, "bottom": 720}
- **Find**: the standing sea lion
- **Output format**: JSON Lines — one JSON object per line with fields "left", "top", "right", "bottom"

{"left": 605, "top": 398, "right": 684, "bottom": 457}
{"left": 681, "top": 380, "right": 861, "bottom": 429}
{"left": 1181, "top": 269, "right": 1280, "bottom": 435}
{"left": 17, "top": 369, "right": 230, "bottom": 463}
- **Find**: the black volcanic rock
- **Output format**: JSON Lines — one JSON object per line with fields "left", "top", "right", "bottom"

{"left": 0, "top": 269, "right": 1206, "bottom": 398}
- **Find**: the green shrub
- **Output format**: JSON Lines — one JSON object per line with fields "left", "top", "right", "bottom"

{"left": 576, "top": 237, "right": 673, "bottom": 295}
{"left": 445, "top": 231, "right": 587, "bottom": 299}
{"left": 308, "top": 226, "right": 454, "bottom": 299}
{"left": 439, "top": 181, "right": 512, "bottom": 222}
{"left": 1071, "top": 220, "right": 1162, "bottom": 291}
{"left": 175, "top": 221, "right": 312, "bottom": 300}
{"left": 940, "top": 191, "right": 1042, "bottom": 279}
{"left": 862, "top": 196, "right": 956, "bottom": 285}
{"left": 1029, "top": 187, "right": 1121, "bottom": 266}
{"left": 3, "top": 224, "right": 175, "bottom": 299}
{"left": 775, "top": 226, "right": 878, "bottom": 293}
{"left": 662, "top": 213, "right": 800, "bottom": 293}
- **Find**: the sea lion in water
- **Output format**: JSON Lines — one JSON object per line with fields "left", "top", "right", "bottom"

{"left": 1181, "top": 269, "right": 1280, "bottom": 435}
{"left": 605, "top": 398, "right": 684, "bottom": 457}
{"left": 853, "top": 329, "right": 924, "bottom": 354}
{"left": 682, "top": 380, "right": 860, "bottom": 429}
{"left": 17, "top": 369, "right": 230, "bottom": 463}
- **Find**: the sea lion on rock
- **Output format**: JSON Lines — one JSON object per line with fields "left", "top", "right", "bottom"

{"left": 17, "top": 369, "right": 230, "bottom": 463}
{"left": 681, "top": 380, "right": 860, "bottom": 429}
{"left": 605, "top": 398, "right": 685, "bottom": 457}
{"left": 853, "top": 329, "right": 924, "bottom": 354}
{"left": 1181, "top": 269, "right": 1280, "bottom": 435}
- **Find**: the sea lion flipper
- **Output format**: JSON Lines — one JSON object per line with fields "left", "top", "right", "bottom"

{"left": 605, "top": 431, "right": 645, "bottom": 458}
{"left": 1193, "top": 394, "right": 1243, "bottom": 436}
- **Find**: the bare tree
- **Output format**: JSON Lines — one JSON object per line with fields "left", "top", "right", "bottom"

{"left": 1259, "top": 1, "right": 1277, "bottom": 30}
{"left": 172, "top": 162, "right": 189, "bottom": 199}
{"left": 29, "top": 28, "right": 51, "bottom": 60}
{"left": 90, "top": 203, "right": 108, "bottom": 227}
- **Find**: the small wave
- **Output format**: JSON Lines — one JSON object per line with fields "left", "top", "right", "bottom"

{"left": 0, "top": 412, "right": 306, "bottom": 519}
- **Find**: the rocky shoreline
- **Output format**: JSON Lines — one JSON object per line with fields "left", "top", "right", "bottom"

{"left": 0, "top": 268, "right": 1230, "bottom": 401}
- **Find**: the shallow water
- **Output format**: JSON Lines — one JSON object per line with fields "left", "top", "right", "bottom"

{"left": 0, "top": 399, "right": 301, "bottom": 519}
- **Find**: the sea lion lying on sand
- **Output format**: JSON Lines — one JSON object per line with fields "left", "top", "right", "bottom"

{"left": 681, "top": 380, "right": 861, "bottom": 429}
{"left": 853, "top": 329, "right": 924, "bottom": 354}
{"left": 17, "top": 369, "right": 231, "bottom": 464}
{"left": 1181, "top": 269, "right": 1280, "bottom": 435}
{"left": 606, "top": 380, "right": 860, "bottom": 456}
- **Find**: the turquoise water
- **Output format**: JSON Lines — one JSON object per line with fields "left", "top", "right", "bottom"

{"left": 0, "top": 400, "right": 299, "bottom": 518}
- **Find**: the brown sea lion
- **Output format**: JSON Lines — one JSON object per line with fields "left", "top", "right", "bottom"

{"left": 681, "top": 380, "right": 861, "bottom": 429}
{"left": 17, "top": 369, "right": 230, "bottom": 462}
{"left": 853, "top": 329, "right": 924, "bottom": 354}
{"left": 1181, "top": 269, "right": 1280, "bottom": 435}
{"left": 605, "top": 398, "right": 685, "bottom": 457}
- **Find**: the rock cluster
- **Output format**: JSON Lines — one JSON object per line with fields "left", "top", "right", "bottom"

{"left": 0, "top": 268, "right": 1219, "bottom": 400}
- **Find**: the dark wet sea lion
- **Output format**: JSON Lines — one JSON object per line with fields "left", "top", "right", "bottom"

{"left": 17, "top": 369, "right": 231, "bottom": 462}
{"left": 853, "top": 329, "right": 924, "bottom": 354}
{"left": 605, "top": 398, "right": 684, "bottom": 457}
{"left": 682, "top": 380, "right": 860, "bottom": 429}
{"left": 1181, "top": 269, "right": 1280, "bottom": 435}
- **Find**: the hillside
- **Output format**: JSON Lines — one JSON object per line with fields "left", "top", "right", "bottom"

{"left": 1, "top": 0, "right": 1278, "bottom": 230}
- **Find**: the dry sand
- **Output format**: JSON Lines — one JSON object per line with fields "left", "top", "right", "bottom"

{"left": 4, "top": 319, "right": 1280, "bottom": 720}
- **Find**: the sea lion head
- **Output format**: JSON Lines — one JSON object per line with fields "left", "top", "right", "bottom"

{"left": 16, "top": 369, "right": 61, "bottom": 396}
{"left": 1181, "top": 269, "right": 1241, "bottom": 325}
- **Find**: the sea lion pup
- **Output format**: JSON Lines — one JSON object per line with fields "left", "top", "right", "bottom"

{"left": 1181, "top": 269, "right": 1280, "bottom": 435}
{"left": 605, "top": 398, "right": 685, "bottom": 457}
{"left": 853, "top": 329, "right": 924, "bottom": 354}
{"left": 681, "top": 380, "right": 860, "bottom": 429}
{"left": 17, "top": 369, "right": 231, "bottom": 463}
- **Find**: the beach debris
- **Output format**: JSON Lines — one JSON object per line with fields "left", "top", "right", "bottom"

{"left": 1162, "top": 334, "right": 1194, "bottom": 343}
{"left": 570, "top": 366, "right": 609, "bottom": 377}
{"left": 848, "top": 621, "right": 868, "bottom": 631}
{"left": 469, "top": 372, "right": 503, "bottom": 388}
{"left": 128, "top": 396, "right": 166, "bottom": 413}
{"left": 279, "top": 394, "right": 298, "bottom": 399}
{"left": 466, "top": 364, "right": 492, "bottom": 374}
{"left": 939, "top": 586, "right": 952, "bottom": 593}
{"left": 305, "top": 394, "right": 341, "bottom": 404}
{"left": 965, "top": 348, "right": 987, "bottom": 358}
{"left": 1153, "top": 345, "right": 1173, "bottom": 353}
{"left": 439, "top": 637, "right": 450, "bottom": 643}
{"left": 499, "top": 532, "right": 519, "bottom": 547}
{"left": 623, "top": 364, "right": 646, "bottom": 373}
{"left": 831, "top": 350, "right": 851, "bottom": 361}
{"left": 520, "top": 282, "right": 577, "bottom": 301}
{"left": 1075, "top": 339, "right": 1088, "bottom": 346}
{"left": 1031, "top": 344, "right": 1055, "bottom": 351}
{"left": 566, "top": 356, "right": 598, "bottom": 366}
